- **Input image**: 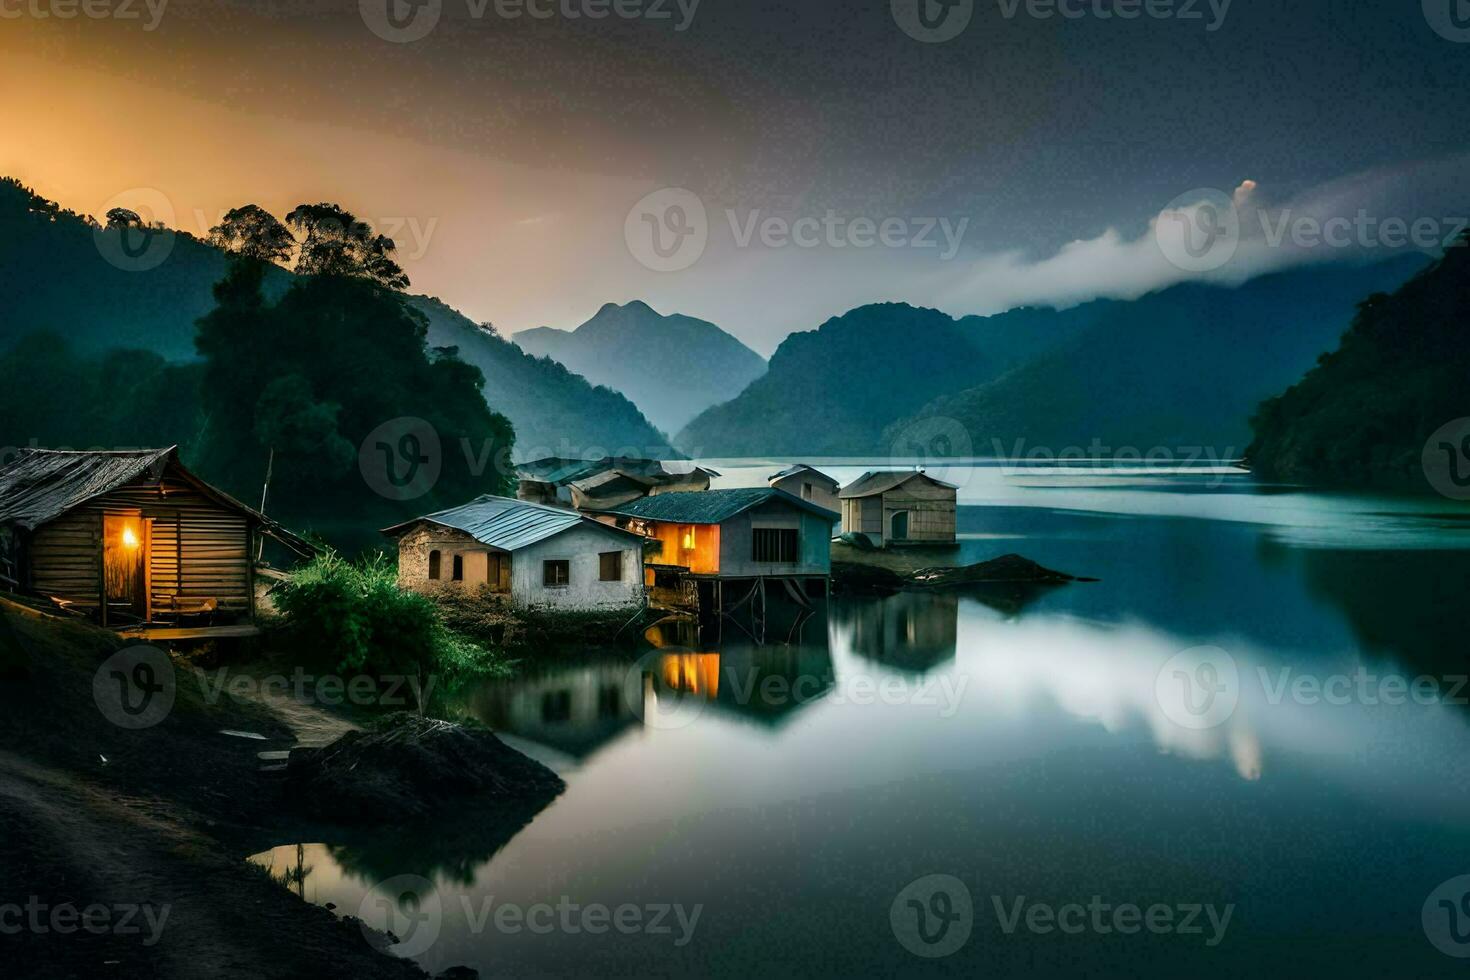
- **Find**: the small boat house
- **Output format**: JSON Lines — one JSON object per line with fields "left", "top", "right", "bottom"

{"left": 383, "top": 495, "right": 646, "bottom": 612}
{"left": 0, "top": 447, "right": 312, "bottom": 632}
{"left": 838, "top": 470, "right": 958, "bottom": 547}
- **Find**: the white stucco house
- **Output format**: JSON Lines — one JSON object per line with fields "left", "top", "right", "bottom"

{"left": 382, "top": 495, "right": 645, "bottom": 612}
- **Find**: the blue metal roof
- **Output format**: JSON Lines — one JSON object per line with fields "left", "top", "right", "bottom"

{"left": 595, "top": 488, "right": 839, "bottom": 525}
{"left": 382, "top": 495, "right": 639, "bottom": 551}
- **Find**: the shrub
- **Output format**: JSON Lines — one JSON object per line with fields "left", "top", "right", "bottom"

{"left": 272, "top": 552, "right": 508, "bottom": 696}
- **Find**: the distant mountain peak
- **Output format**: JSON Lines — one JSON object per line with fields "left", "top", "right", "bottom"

{"left": 513, "top": 301, "right": 766, "bottom": 434}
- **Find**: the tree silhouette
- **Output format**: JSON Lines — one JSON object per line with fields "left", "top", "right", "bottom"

{"left": 208, "top": 204, "right": 295, "bottom": 265}
{"left": 284, "top": 202, "right": 409, "bottom": 290}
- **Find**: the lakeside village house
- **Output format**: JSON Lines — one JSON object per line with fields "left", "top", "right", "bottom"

{"left": 0, "top": 447, "right": 958, "bottom": 631}
{"left": 0, "top": 448, "right": 314, "bottom": 636}
{"left": 838, "top": 470, "right": 958, "bottom": 547}
{"left": 387, "top": 458, "right": 960, "bottom": 615}
{"left": 382, "top": 495, "right": 647, "bottom": 612}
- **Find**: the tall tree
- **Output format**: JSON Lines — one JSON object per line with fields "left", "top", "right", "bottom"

{"left": 284, "top": 203, "right": 409, "bottom": 290}
{"left": 208, "top": 204, "right": 295, "bottom": 265}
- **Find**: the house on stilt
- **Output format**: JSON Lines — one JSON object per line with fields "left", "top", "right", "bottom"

{"left": 590, "top": 488, "right": 838, "bottom": 615}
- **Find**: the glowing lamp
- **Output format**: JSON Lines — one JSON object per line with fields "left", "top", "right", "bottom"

{"left": 121, "top": 526, "right": 140, "bottom": 549}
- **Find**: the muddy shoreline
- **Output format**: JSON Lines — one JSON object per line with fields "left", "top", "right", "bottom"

{"left": 0, "top": 598, "right": 512, "bottom": 979}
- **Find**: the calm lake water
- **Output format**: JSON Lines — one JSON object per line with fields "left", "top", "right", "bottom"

{"left": 251, "top": 461, "right": 1470, "bottom": 977}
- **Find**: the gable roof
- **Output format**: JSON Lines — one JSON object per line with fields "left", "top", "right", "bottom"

{"left": 769, "top": 464, "right": 839, "bottom": 487}
{"left": 594, "top": 488, "right": 839, "bottom": 524}
{"left": 381, "top": 494, "right": 642, "bottom": 551}
{"left": 0, "top": 447, "right": 315, "bottom": 554}
{"left": 838, "top": 470, "right": 960, "bottom": 499}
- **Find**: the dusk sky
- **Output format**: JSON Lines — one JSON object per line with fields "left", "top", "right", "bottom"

{"left": 5, "top": 0, "right": 1468, "bottom": 353}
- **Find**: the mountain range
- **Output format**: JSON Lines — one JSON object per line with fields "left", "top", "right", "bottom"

{"left": 0, "top": 178, "right": 672, "bottom": 459}
{"left": 514, "top": 301, "right": 767, "bottom": 435}
{"left": 677, "top": 257, "right": 1428, "bottom": 457}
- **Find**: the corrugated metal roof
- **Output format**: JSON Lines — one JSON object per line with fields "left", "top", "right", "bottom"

{"left": 0, "top": 448, "right": 174, "bottom": 528}
{"left": 382, "top": 494, "right": 641, "bottom": 551}
{"left": 595, "top": 488, "right": 839, "bottom": 524}
{"left": 838, "top": 470, "right": 960, "bottom": 499}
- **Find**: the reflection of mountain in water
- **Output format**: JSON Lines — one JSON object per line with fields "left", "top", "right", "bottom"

{"left": 833, "top": 593, "right": 958, "bottom": 674}
{"left": 1287, "top": 544, "right": 1470, "bottom": 676}
{"left": 642, "top": 612, "right": 835, "bottom": 728}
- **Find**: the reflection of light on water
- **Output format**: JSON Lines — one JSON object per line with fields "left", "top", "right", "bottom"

{"left": 660, "top": 653, "right": 720, "bottom": 697}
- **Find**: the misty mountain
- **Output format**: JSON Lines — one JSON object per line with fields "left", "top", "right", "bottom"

{"left": 410, "top": 297, "right": 675, "bottom": 459}
{"left": 1247, "top": 239, "right": 1470, "bottom": 488}
{"left": 889, "top": 257, "right": 1428, "bottom": 458}
{"left": 514, "top": 301, "right": 767, "bottom": 435}
{"left": 0, "top": 177, "right": 671, "bottom": 460}
{"left": 678, "top": 258, "right": 1428, "bottom": 458}
{"left": 673, "top": 301, "right": 1110, "bottom": 456}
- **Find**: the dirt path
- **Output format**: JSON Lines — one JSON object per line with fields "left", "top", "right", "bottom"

{"left": 0, "top": 601, "right": 433, "bottom": 979}
{"left": 0, "top": 752, "right": 427, "bottom": 980}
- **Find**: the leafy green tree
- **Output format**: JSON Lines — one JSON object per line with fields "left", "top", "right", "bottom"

{"left": 1248, "top": 232, "right": 1470, "bottom": 487}
{"left": 193, "top": 257, "right": 514, "bottom": 534}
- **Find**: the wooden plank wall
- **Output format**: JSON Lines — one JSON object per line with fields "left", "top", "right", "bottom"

{"left": 27, "top": 473, "right": 253, "bottom": 620}
{"left": 882, "top": 482, "right": 956, "bottom": 543}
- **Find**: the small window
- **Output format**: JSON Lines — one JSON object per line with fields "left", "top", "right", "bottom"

{"left": 802, "top": 481, "right": 813, "bottom": 500}
{"left": 752, "top": 528, "right": 799, "bottom": 563}
{"left": 543, "top": 559, "right": 570, "bottom": 588}
{"left": 451, "top": 554, "right": 464, "bottom": 581}
{"left": 427, "top": 549, "right": 441, "bottom": 580}
{"left": 599, "top": 551, "right": 623, "bottom": 582}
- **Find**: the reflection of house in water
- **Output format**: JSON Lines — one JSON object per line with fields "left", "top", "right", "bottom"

{"left": 457, "top": 662, "right": 638, "bottom": 760}
{"left": 641, "top": 613, "right": 835, "bottom": 728}
{"left": 833, "top": 592, "right": 959, "bottom": 673}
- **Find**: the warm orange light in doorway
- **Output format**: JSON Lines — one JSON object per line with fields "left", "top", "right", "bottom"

{"left": 121, "top": 526, "right": 140, "bottom": 549}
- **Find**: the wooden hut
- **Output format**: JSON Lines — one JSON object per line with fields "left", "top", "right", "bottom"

{"left": 0, "top": 448, "right": 312, "bottom": 633}
{"left": 767, "top": 464, "right": 840, "bottom": 514}
{"left": 838, "top": 470, "right": 958, "bottom": 547}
